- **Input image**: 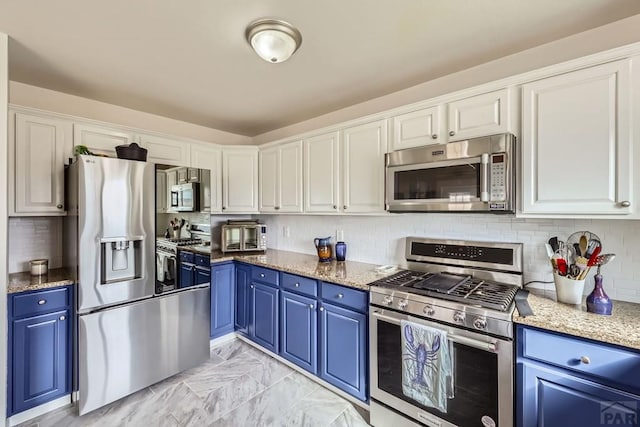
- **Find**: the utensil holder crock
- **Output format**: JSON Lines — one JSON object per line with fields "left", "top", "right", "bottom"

{"left": 553, "top": 272, "right": 585, "bottom": 304}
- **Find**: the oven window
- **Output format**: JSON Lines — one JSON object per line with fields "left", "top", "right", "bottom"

{"left": 376, "top": 321, "right": 499, "bottom": 426}
{"left": 393, "top": 165, "right": 480, "bottom": 201}
{"left": 243, "top": 227, "right": 259, "bottom": 250}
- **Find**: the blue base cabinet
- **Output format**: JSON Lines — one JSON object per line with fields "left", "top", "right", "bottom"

{"left": 234, "top": 263, "right": 251, "bottom": 335}
{"left": 280, "top": 290, "right": 317, "bottom": 373}
{"left": 210, "top": 262, "right": 235, "bottom": 339}
{"left": 517, "top": 325, "right": 640, "bottom": 427}
{"left": 8, "top": 286, "right": 73, "bottom": 416}
{"left": 251, "top": 283, "right": 279, "bottom": 353}
{"left": 179, "top": 252, "right": 210, "bottom": 289}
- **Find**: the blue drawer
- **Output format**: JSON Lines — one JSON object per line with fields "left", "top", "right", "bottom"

{"left": 519, "top": 326, "right": 640, "bottom": 392}
{"left": 321, "top": 282, "right": 367, "bottom": 313}
{"left": 179, "top": 251, "right": 195, "bottom": 264}
{"left": 195, "top": 254, "right": 210, "bottom": 267}
{"left": 281, "top": 273, "right": 317, "bottom": 298}
{"left": 251, "top": 266, "right": 279, "bottom": 287}
{"left": 12, "top": 287, "right": 71, "bottom": 319}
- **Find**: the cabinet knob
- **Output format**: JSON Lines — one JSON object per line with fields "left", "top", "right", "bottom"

{"left": 59, "top": 315, "right": 66, "bottom": 321}
{"left": 319, "top": 306, "right": 324, "bottom": 312}
{"left": 580, "top": 356, "right": 591, "bottom": 364}
{"left": 260, "top": 273, "right": 265, "bottom": 278}
{"left": 38, "top": 299, "right": 46, "bottom": 305}
{"left": 343, "top": 205, "right": 348, "bottom": 210}
{"left": 337, "top": 293, "right": 344, "bottom": 299}
{"left": 250, "top": 285, "right": 255, "bottom": 289}
{"left": 56, "top": 204, "right": 63, "bottom": 209}
{"left": 333, "top": 205, "right": 337, "bottom": 210}
{"left": 275, "top": 206, "right": 280, "bottom": 210}
{"left": 222, "top": 206, "right": 226, "bottom": 210}
{"left": 619, "top": 201, "right": 631, "bottom": 207}
{"left": 309, "top": 304, "right": 314, "bottom": 309}
{"left": 431, "top": 134, "right": 438, "bottom": 140}
{"left": 294, "top": 283, "right": 300, "bottom": 287}
{"left": 449, "top": 130, "right": 455, "bottom": 137}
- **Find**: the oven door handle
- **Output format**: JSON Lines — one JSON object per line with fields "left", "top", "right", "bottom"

{"left": 371, "top": 309, "right": 497, "bottom": 352}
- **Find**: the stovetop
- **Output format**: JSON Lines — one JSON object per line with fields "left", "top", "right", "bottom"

{"left": 158, "top": 237, "right": 203, "bottom": 246}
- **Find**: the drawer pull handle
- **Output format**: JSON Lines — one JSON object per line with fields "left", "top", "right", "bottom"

{"left": 580, "top": 356, "right": 591, "bottom": 364}
{"left": 38, "top": 299, "right": 46, "bottom": 305}
{"left": 59, "top": 316, "right": 66, "bottom": 321}
{"left": 337, "top": 293, "right": 344, "bottom": 299}
{"left": 294, "top": 283, "right": 300, "bottom": 287}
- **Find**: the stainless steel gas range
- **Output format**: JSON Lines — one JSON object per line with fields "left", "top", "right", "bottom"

{"left": 156, "top": 237, "right": 202, "bottom": 293}
{"left": 369, "top": 237, "right": 523, "bottom": 427}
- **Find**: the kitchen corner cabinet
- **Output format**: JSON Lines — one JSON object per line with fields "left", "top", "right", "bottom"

{"left": 138, "top": 133, "right": 190, "bottom": 166}
{"left": 516, "top": 325, "right": 640, "bottom": 427}
{"left": 11, "top": 112, "right": 72, "bottom": 215}
{"left": 8, "top": 286, "right": 73, "bottom": 416}
{"left": 342, "top": 120, "right": 388, "bottom": 213}
{"left": 156, "top": 171, "right": 167, "bottom": 213}
{"left": 521, "top": 59, "right": 632, "bottom": 215}
{"left": 210, "top": 262, "right": 235, "bottom": 339}
{"left": 191, "top": 143, "right": 222, "bottom": 213}
{"left": 304, "top": 131, "right": 340, "bottom": 213}
{"left": 259, "top": 140, "right": 303, "bottom": 213}
{"left": 222, "top": 148, "right": 259, "bottom": 213}
{"left": 73, "top": 123, "right": 134, "bottom": 156}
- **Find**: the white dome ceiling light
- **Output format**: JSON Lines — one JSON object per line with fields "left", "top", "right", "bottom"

{"left": 245, "top": 18, "right": 302, "bottom": 64}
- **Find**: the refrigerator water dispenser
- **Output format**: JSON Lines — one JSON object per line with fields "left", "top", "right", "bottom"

{"left": 100, "top": 238, "right": 142, "bottom": 283}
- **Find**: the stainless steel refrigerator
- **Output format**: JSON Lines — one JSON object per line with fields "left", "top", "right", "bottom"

{"left": 64, "top": 156, "right": 209, "bottom": 415}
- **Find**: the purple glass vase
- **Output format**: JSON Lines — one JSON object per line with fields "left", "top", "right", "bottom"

{"left": 586, "top": 274, "right": 613, "bottom": 315}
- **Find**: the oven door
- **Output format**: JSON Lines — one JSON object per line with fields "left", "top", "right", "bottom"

{"left": 155, "top": 250, "right": 177, "bottom": 294}
{"left": 386, "top": 156, "right": 490, "bottom": 212}
{"left": 369, "top": 308, "right": 513, "bottom": 427}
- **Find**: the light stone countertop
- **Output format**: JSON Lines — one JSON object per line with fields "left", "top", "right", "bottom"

{"left": 514, "top": 290, "right": 640, "bottom": 351}
{"left": 8, "top": 268, "right": 75, "bottom": 294}
{"left": 212, "top": 249, "right": 386, "bottom": 291}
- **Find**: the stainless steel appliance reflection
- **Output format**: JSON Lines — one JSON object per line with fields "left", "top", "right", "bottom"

{"left": 65, "top": 156, "right": 209, "bottom": 415}
{"left": 368, "top": 237, "right": 523, "bottom": 427}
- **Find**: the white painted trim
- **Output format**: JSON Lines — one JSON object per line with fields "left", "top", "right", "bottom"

{"left": 209, "top": 332, "right": 238, "bottom": 348}
{"left": 0, "top": 32, "right": 9, "bottom": 427}
{"left": 235, "top": 335, "right": 370, "bottom": 411}
{"left": 8, "top": 395, "right": 72, "bottom": 426}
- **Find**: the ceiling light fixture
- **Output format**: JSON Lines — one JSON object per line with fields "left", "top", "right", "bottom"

{"left": 245, "top": 18, "right": 302, "bottom": 64}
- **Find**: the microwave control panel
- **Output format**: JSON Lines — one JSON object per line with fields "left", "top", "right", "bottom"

{"left": 489, "top": 153, "right": 507, "bottom": 205}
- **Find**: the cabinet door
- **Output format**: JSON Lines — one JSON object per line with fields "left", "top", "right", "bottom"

{"left": 222, "top": 149, "right": 259, "bottom": 213}
{"left": 391, "top": 105, "right": 441, "bottom": 150}
{"left": 156, "top": 171, "right": 166, "bottom": 214}
{"left": 191, "top": 144, "right": 222, "bottom": 213}
{"left": 176, "top": 168, "right": 188, "bottom": 184}
{"left": 13, "top": 113, "right": 72, "bottom": 215}
{"left": 11, "top": 310, "right": 70, "bottom": 415}
{"left": 304, "top": 132, "right": 340, "bottom": 213}
{"left": 517, "top": 361, "right": 640, "bottom": 427}
{"left": 73, "top": 123, "right": 134, "bottom": 156}
{"left": 179, "top": 263, "right": 194, "bottom": 288}
{"left": 280, "top": 291, "right": 317, "bottom": 374}
{"left": 319, "top": 303, "right": 367, "bottom": 401}
{"left": 165, "top": 170, "right": 177, "bottom": 212}
{"left": 279, "top": 141, "right": 303, "bottom": 213}
{"left": 342, "top": 120, "right": 387, "bottom": 213}
{"left": 234, "top": 264, "right": 251, "bottom": 335}
{"left": 259, "top": 146, "right": 279, "bottom": 212}
{"left": 251, "top": 282, "right": 279, "bottom": 353}
{"left": 138, "top": 133, "right": 190, "bottom": 166}
{"left": 195, "top": 266, "right": 210, "bottom": 286}
{"left": 522, "top": 60, "right": 632, "bottom": 215}
{"left": 447, "top": 89, "right": 510, "bottom": 141}
{"left": 211, "top": 263, "right": 235, "bottom": 339}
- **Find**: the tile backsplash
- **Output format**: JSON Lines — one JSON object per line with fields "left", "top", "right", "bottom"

{"left": 8, "top": 217, "right": 63, "bottom": 274}
{"left": 258, "top": 214, "right": 640, "bottom": 303}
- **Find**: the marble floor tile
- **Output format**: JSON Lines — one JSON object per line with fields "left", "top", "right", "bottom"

{"left": 184, "top": 350, "right": 264, "bottom": 396}
{"left": 329, "top": 405, "right": 371, "bottom": 427}
{"left": 245, "top": 350, "right": 295, "bottom": 388}
{"left": 278, "top": 386, "right": 351, "bottom": 427}
{"left": 210, "top": 338, "right": 252, "bottom": 360}
{"left": 203, "top": 374, "right": 265, "bottom": 421}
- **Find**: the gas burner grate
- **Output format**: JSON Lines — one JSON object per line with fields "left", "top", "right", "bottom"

{"left": 374, "top": 270, "right": 432, "bottom": 287}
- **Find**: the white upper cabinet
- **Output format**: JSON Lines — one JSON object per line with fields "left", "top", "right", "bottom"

{"left": 391, "top": 105, "right": 441, "bottom": 151}
{"left": 156, "top": 171, "right": 167, "bottom": 214}
{"left": 304, "top": 132, "right": 340, "bottom": 213}
{"left": 259, "top": 140, "right": 303, "bottom": 213}
{"left": 446, "top": 88, "right": 511, "bottom": 141}
{"left": 191, "top": 143, "right": 222, "bottom": 213}
{"left": 73, "top": 123, "right": 134, "bottom": 156}
{"left": 521, "top": 59, "right": 632, "bottom": 215}
{"left": 165, "top": 170, "right": 177, "bottom": 212}
{"left": 342, "top": 120, "right": 388, "bottom": 213}
{"left": 138, "top": 133, "right": 190, "bottom": 166}
{"left": 11, "top": 112, "right": 72, "bottom": 215}
{"left": 222, "top": 148, "right": 259, "bottom": 213}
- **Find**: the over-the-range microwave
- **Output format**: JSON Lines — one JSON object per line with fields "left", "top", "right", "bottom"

{"left": 385, "top": 133, "right": 516, "bottom": 213}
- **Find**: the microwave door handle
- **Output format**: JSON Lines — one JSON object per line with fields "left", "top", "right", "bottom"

{"left": 480, "top": 153, "right": 490, "bottom": 202}
{"left": 239, "top": 227, "right": 245, "bottom": 251}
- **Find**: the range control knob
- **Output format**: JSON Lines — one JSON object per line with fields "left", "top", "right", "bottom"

{"left": 453, "top": 311, "right": 466, "bottom": 323}
{"left": 398, "top": 300, "right": 408, "bottom": 309}
{"left": 473, "top": 317, "right": 487, "bottom": 330}
{"left": 382, "top": 296, "right": 393, "bottom": 306}
{"left": 423, "top": 304, "right": 435, "bottom": 316}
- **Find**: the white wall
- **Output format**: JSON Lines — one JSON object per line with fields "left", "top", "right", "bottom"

{"left": 259, "top": 214, "right": 640, "bottom": 303}
{"left": 252, "top": 14, "right": 640, "bottom": 144}
{"left": 9, "top": 81, "right": 252, "bottom": 146}
{"left": 1, "top": 31, "right": 9, "bottom": 426}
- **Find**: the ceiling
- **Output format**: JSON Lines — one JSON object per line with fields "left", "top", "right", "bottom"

{"left": 2, "top": 1, "right": 640, "bottom": 137}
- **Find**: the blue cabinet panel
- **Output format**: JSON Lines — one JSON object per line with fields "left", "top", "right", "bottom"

{"left": 281, "top": 273, "right": 317, "bottom": 298}
{"left": 210, "top": 263, "right": 235, "bottom": 339}
{"left": 11, "top": 309, "right": 71, "bottom": 415}
{"left": 321, "top": 282, "right": 367, "bottom": 313}
{"left": 319, "top": 302, "right": 367, "bottom": 401}
{"left": 234, "top": 263, "right": 251, "bottom": 335}
{"left": 179, "top": 263, "right": 194, "bottom": 288}
{"left": 280, "top": 291, "right": 317, "bottom": 373}
{"left": 12, "top": 287, "right": 71, "bottom": 318}
{"left": 251, "top": 266, "right": 279, "bottom": 287}
{"left": 195, "top": 266, "right": 210, "bottom": 286}
{"left": 251, "top": 283, "right": 279, "bottom": 353}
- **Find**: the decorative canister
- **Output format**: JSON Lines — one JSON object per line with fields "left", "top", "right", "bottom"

{"left": 30, "top": 259, "right": 48, "bottom": 276}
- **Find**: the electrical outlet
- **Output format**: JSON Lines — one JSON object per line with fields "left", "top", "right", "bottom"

{"left": 336, "top": 229, "right": 344, "bottom": 242}
{"left": 283, "top": 226, "right": 291, "bottom": 238}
